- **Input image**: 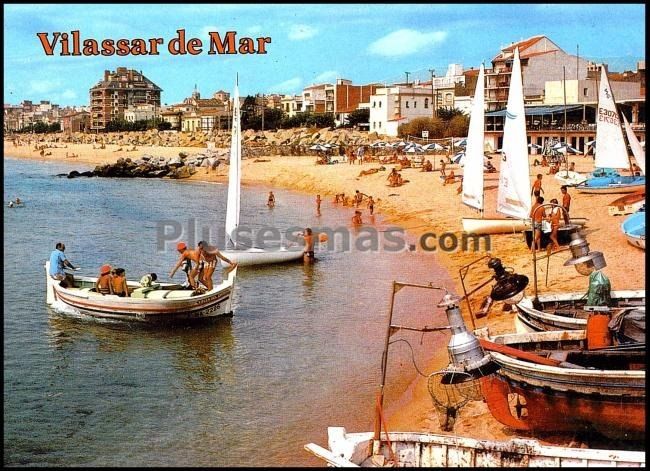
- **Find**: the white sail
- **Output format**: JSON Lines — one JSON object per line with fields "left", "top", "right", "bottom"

{"left": 622, "top": 113, "right": 645, "bottom": 175}
{"left": 461, "top": 64, "right": 485, "bottom": 211}
{"left": 594, "top": 67, "right": 629, "bottom": 169}
{"left": 497, "top": 47, "right": 531, "bottom": 220}
{"left": 225, "top": 79, "right": 241, "bottom": 248}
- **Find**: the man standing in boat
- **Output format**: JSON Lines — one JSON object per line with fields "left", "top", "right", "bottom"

{"left": 49, "top": 242, "right": 77, "bottom": 288}
{"left": 197, "top": 240, "right": 237, "bottom": 290}
{"left": 169, "top": 242, "right": 202, "bottom": 290}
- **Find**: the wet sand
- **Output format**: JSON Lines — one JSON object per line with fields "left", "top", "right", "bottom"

{"left": 5, "top": 137, "right": 645, "bottom": 447}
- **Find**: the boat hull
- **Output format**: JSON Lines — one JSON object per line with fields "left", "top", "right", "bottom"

{"left": 576, "top": 176, "right": 646, "bottom": 194}
{"left": 463, "top": 217, "right": 586, "bottom": 236}
{"left": 622, "top": 211, "right": 646, "bottom": 250}
{"left": 514, "top": 290, "right": 646, "bottom": 333}
{"left": 481, "top": 329, "right": 645, "bottom": 441}
{"left": 554, "top": 170, "right": 587, "bottom": 186}
{"left": 45, "top": 262, "right": 236, "bottom": 323}
{"left": 608, "top": 191, "right": 645, "bottom": 216}
{"left": 220, "top": 247, "right": 305, "bottom": 266}
{"left": 304, "top": 427, "right": 646, "bottom": 467}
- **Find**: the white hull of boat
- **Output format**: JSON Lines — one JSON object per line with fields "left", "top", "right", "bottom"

{"left": 304, "top": 427, "right": 646, "bottom": 467}
{"left": 625, "top": 233, "right": 646, "bottom": 250}
{"left": 514, "top": 289, "right": 646, "bottom": 333}
{"left": 576, "top": 183, "right": 646, "bottom": 194}
{"left": 220, "top": 247, "right": 305, "bottom": 266}
{"left": 45, "top": 261, "right": 236, "bottom": 322}
{"left": 554, "top": 171, "right": 587, "bottom": 186}
{"left": 462, "top": 217, "right": 587, "bottom": 235}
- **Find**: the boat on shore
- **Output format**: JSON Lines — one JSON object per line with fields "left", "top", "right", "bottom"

{"left": 608, "top": 190, "right": 645, "bottom": 216}
{"left": 45, "top": 261, "right": 237, "bottom": 323}
{"left": 554, "top": 169, "right": 587, "bottom": 186}
{"left": 462, "top": 216, "right": 586, "bottom": 236}
{"left": 305, "top": 427, "right": 646, "bottom": 467}
{"left": 479, "top": 328, "right": 645, "bottom": 441}
{"left": 621, "top": 208, "right": 646, "bottom": 250}
{"left": 514, "top": 289, "right": 645, "bottom": 333}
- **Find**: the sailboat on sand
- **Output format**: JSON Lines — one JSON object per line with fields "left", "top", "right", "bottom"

{"left": 220, "top": 78, "right": 305, "bottom": 267}
{"left": 576, "top": 67, "right": 645, "bottom": 194}
{"left": 461, "top": 49, "right": 584, "bottom": 235}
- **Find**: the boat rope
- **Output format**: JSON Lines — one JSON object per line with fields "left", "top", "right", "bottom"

{"left": 387, "top": 338, "right": 429, "bottom": 377}
{"left": 375, "top": 393, "right": 398, "bottom": 465}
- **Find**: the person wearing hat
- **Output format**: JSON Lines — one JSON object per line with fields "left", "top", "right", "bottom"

{"left": 95, "top": 264, "right": 113, "bottom": 295}
{"left": 169, "top": 242, "right": 202, "bottom": 290}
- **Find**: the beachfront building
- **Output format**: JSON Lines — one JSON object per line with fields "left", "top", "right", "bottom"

{"left": 123, "top": 103, "right": 159, "bottom": 123}
{"left": 61, "top": 110, "right": 91, "bottom": 133}
{"left": 486, "top": 35, "right": 592, "bottom": 111}
{"left": 89, "top": 67, "right": 162, "bottom": 131}
{"left": 4, "top": 100, "right": 64, "bottom": 131}
{"left": 280, "top": 95, "right": 303, "bottom": 118}
{"left": 301, "top": 84, "right": 328, "bottom": 113}
{"left": 325, "top": 79, "right": 380, "bottom": 126}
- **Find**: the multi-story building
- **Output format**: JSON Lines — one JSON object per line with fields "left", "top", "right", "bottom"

{"left": 124, "top": 103, "right": 159, "bottom": 123}
{"left": 61, "top": 111, "right": 91, "bottom": 133}
{"left": 89, "top": 67, "right": 162, "bottom": 131}
{"left": 4, "top": 100, "right": 63, "bottom": 130}
{"left": 486, "top": 35, "right": 591, "bottom": 111}
{"left": 324, "top": 79, "right": 380, "bottom": 126}
{"left": 280, "top": 95, "right": 303, "bottom": 118}
{"left": 301, "top": 84, "right": 328, "bottom": 113}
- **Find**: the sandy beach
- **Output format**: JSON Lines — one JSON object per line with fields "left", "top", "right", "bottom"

{"left": 5, "top": 137, "right": 645, "bottom": 446}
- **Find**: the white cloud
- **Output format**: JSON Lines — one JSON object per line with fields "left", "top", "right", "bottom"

{"left": 29, "top": 79, "right": 61, "bottom": 94}
{"left": 313, "top": 70, "right": 339, "bottom": 83}
{"left": 288, "top": 24, "right": 318, "bottom": 40}
{"left": 268, "top": 77, "right": 303, "bottom": 94}
{"left": 368, "top": 29, "right": 447, "bottom": 57}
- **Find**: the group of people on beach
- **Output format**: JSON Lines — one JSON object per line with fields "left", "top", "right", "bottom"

{"left": 529, "top": 173, "right": 573, "bottom": 253}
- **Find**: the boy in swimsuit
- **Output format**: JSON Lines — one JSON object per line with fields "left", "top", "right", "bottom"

{"left": 299, "top": 228, "right": 315, "bottom": 262}
{"left": 169, "top": 242, "right": 202, "bottom": 289}
{"left": 197, "top": 240, "right": 237, "bottom": 290}
{"left": 111, "top": 268, "right": 130, "bottom": 297}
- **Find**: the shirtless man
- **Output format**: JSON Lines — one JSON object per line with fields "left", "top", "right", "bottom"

{"left": 197, "top": 240, "right": 237, "bottom": 290}
{"left": 267, "top": 191, "right": 276, "bottom": 208}
{"left": 531, "top": 174, "right": 544, "bottom": 197}
{"left": 169, "top": 242, "right": 202, "bottom": 289}
{"left": 529, "top": 196, "right": 546, "bottom": 252}
{"left": 299, "top": 228, "right": 315, "bottom": 262}
{"left": 352, "top": 210, "right": 363, "bottom": 225}
{"left": 316, "top": 195, "right": 322, "bottom": 213}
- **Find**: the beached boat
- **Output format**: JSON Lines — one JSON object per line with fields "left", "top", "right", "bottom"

{"left": 45, "top": 261, "right": 237, "bottom": 323}
{"left": 608, "top": 190, "right": 645, "bottom": 216}
{"left": 461, "top": 49, "right": 534, "bottom": 236}
{"left": 220, "top": 78, "right": 304, "bottom": 267}
{"left": 305, "top": 427, "right": 646, "bottom": 467}
{"left": 554, "top": 170, "right": 587, "bottom": 186}
{"left": 621, "top": 208, "right": 646, "bottom": 250}
{"left": 576, "top": 67, "right": 646, "bottom": 194}
{"left": 514, "top": 289, "right": 645, "bottom": 333}
{"left": 479, "top": 328, "right": 645, "bottom": 441}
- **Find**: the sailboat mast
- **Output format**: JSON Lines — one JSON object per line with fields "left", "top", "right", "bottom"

{"left": 563, "top": 67, "right": 568, "bottom": 174}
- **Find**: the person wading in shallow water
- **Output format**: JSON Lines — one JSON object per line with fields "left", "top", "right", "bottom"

{"left": 267, "top": 191, "right": 276, "bottom": 208}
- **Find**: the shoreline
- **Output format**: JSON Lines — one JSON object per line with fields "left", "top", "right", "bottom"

{"left": 5, "top": 139, "right": 645, "bottom": 447}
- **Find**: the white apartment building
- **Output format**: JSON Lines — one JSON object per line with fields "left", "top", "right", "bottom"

{"left": 280, "top": 95, "right": 303, "bottom": 118}
{"left": 124, "top": 103, "right": 159, "bottom": 122}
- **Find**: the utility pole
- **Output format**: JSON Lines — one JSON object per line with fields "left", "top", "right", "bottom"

{"left": 428, "top": 69, "right": 436, "bottom": 119}
{"left": 404, "top": 72, "right": 410, "bottom": 86}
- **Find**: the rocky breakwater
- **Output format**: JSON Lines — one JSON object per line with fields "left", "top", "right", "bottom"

{"left": 62, "top": 149, "right": 228, "bottom": 179}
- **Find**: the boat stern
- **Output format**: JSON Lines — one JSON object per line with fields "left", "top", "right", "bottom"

{"left": 44, "top": 261, "right": 56, "bottom": 305}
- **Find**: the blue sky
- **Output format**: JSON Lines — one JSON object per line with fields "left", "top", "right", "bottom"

{"left": 4, "top": 3, "right": 645, "bottom": 106}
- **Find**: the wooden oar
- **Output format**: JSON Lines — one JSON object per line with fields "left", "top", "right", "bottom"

{"left": 479, "top": 338, "right": 582, "bottom": 368}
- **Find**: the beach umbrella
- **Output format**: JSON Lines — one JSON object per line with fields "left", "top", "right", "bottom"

{"left": 423, "top": 142, "right": 445, "bottom": 151}
{"left": 309, "top": 144, "right": 325, "bottom": 151}
{"left": 392, "top": 141, "right": 408, "bottom": 148}
{"left": 370, "top": 141, "right": 386, "bottom": 148}
{"left": 453, "top": 151, "right": 465, "bottom": 164}
{"left": 528, "top": 143, "right": 543, "bottom": 150}
{"left": 406, "top": 146, "right": 424, "bottom": 153}
{"left": 554, "top": 144, "right": 580, "bottom": 154}
{"left": 454, "top": 138, "right": 467, "bottom": 147}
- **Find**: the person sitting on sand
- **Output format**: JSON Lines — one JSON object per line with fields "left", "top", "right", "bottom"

{"left": 485, "top": 161, "right": 496, "bottom": 173}
{"left": 443, "top": 170, "right": 456, "bottom": 185}
{"left": 95, "top": 264, "right": 113, "bottom": 295}
{"left": 387, "top": 168, "right": 398, "bottom": 186}
{"left": 111, "top": 268, "right": 130, "bottom": 297}
{"left": 352, "top": 210, "right": 363, "bottom": 225}
{"left": 540, "top": 155, "right": 549, "bottom": 167}
{"left": 422, "top": 160, "right": 433, "bottom": 172}
{"left": 569, "top": 162, "right": 576, "bottom": 172}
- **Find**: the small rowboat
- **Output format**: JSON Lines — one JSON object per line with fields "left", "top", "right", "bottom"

{"left": 621, "top": 209, "right": 646, "bottom": 250}
{"left": 576, "top": 175, "right": 646, "bottom": 194}
{"left": 305, "top": 427, "right": 646, "bottom": 467}
{"left": 608, "top": 190, "right": 645, "bottom": 216}
{"left": 554, "top": 170, "right": 587, "bottom": 186}
{"left": 45, "top": 261, "right": 237, "bottom": 323}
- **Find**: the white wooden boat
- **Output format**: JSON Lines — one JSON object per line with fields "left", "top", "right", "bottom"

{"left": 514, "top": 289, "right": 645, "bottom": 333}
{"left": 463, "top": 216, "right": 587, "bottom": 236}
{"left": 223, "top": 78, "right": 305, "bottom": 267}
{"left": 576, "top": 177, "right": 645, "bottom": 194}
{"left": 45, "top": 261, "right": 236, "bottom": 323}
{"left": 305, "top": 427, "right": 646, "bottom": 467}
{"left": 461, "top": 50, "right": 533, "bottom": 236}
{"left": 608, "top": 190, "right": 645, "bottom": 216}
{"left": 554, "top": 170, "right": 587, "bottom": 186}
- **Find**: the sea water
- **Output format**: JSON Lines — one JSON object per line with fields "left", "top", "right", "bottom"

{"left": 3, "top": 157, "right": 455, "bottom": 466}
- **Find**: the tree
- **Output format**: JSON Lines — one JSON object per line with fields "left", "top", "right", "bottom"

{"left": 343, "top": 108, "right": 369, "bottom": 128}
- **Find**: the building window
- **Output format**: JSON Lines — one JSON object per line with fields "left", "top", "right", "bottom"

{"left": 379, "top": 101, "right": 382, "bottom": 108}
{"left": 373, "top": 122, "right": 376, "bottom": 129}
{"left": 405, "top": 101, "right": 409, "bottom": 108}
{"left": 414, "top": 100, "right": 417, "bottom": 108}
{"left": 583, "top": 88, "right": 588, "bottom": 96}
{"left": 424, "top": 98, "right": 429, "bottom": 108}
{"left": 372, "top": 101, "right": 376, "bottom": 108}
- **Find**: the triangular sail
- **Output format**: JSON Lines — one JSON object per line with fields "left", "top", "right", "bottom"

{"left": 594, "top": 67, "right": 629, "bottom": 169}
{"left": 461, "top": 64, "right": 485, "bottom": 212}
{"left": 225, "top": 78, "right": 241, "bottom": 249}
{"left": 622, "top": 113, "right": 645, "bottom": 175}
{"left": 497, "top": 47, "right": 531, "bottom": 220}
